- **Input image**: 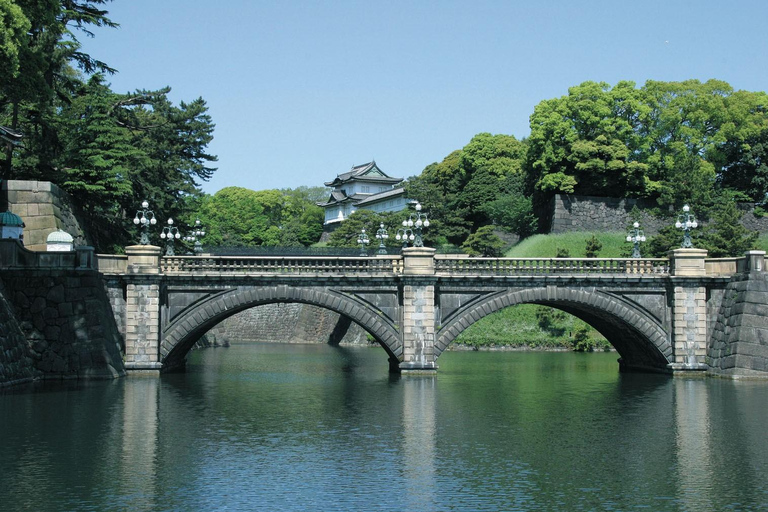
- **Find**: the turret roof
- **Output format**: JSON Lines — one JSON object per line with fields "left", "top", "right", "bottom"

{"left": 0, "top": 211, "right": 24, "bottom": 227}
{"left": 324, "top": 161, "right": 403, "bottom": 188}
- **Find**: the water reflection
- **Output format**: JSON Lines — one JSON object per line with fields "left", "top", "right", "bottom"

{"left": 674, "top": 379, "right": 713, "bottom": 509}
{"left": 401, "top": 377, "right": 437, "bottom": 509}
{"left": 120, "top": 377, "right": 160, "bottom": 512}
{"left": 1, "top": 347, "right": 767, "bottom": 511}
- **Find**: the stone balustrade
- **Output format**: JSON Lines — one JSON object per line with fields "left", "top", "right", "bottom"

{"left": 434, "top": 257, "right": 669, "bottom": 276}
{"left": 159, "top": 254, "right": 405, "bottom": 275}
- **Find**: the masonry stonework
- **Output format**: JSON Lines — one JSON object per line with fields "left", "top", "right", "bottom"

{"left": 1, "top": 180, "right": 89, "bottom": 250}
{"left": 0, "top": 269, "right": 125, "bottom": 383}
{"left": 207, "top": 303, "right": 370, "bottom": 345}
{"left": 548, "top": 194, "right": 768, "bottom": 235}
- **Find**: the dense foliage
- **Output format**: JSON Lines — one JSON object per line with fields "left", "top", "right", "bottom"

{"left": 406, "top": 79, "right": 766, "bottom": 257}
{"left": 404, "top": 133, "right": 530, "bottom": 248}
{"left": 0, "top": 0, "right": 218, "bottom": 251}
{"left": 524, "top": 79, "right": 768, "bottom": 224}
{"left": 192, "top": 186, "right": 325, "bottom": 248}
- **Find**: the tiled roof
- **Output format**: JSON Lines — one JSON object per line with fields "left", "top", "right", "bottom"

{"left": 355, "top": 187, "right": 406, "bottom": 206}
{"left": 324, "top": 161, "right": 403, "bottom": 187}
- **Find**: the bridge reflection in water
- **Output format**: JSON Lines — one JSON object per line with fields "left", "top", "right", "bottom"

{"left": 42, "top": 347, "right": 761, "bottom": 511}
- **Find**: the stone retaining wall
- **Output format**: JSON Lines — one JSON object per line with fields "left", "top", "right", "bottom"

{"left": 1, "top": 180, "right": 89, "bottom": 250}
{"left": 0, "top": 280, "right": 37, "bottom": 386}
{"left": 549, "top": 194, "right": 768, "bottom": 235}
{"left": 205, "top": 303, "right": 370, "bottom": 346}
{"left": 0, "top": 270, "right": 125, "bottom": 384}
{"left": 708, "top": 271, "right": 768, "bottom": 377}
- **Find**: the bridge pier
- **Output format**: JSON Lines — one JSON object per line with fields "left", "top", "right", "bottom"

{"left": 399, "top": 247, "right": 438, "bottom": 374}
{"left": 123, "top": 245, "right": 163, "bottom": 373}
{"left": 668, "top": 248, "right": 709, "bottom": 373}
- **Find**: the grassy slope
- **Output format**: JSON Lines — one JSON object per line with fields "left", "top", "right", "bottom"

{"left": 505, "top": 231, "right": 629, "bottom": 258}
{"left": 453, "top": 231, "right": 624, "bottom": 350}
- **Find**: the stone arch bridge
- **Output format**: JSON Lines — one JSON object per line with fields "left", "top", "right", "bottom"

{"left": 95, "top": 246, "right": 768, "bottom": 378}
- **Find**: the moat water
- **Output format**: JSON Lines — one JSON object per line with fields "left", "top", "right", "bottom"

{"left": 1, "top": 344, "right": 767, "bottom": 512}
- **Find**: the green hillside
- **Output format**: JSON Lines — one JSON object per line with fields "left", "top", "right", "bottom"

{"left": 505, "top": 232, "right": 630, "bottom": 258}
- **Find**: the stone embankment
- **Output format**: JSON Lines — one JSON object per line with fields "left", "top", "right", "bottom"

{"left": 201, "top": 303, "right": 370, "bottom": 347}
{"left": 708, "top": 271, "right": 768, "bottom": 376}
{"left": 0, "top": 241, "right": 125, "bottom": 387}
{"left": 548, "top": 194, "right": 768, "bottom": 235}
{"left": 0, "top": 279, "right": 36, "bottom": 386}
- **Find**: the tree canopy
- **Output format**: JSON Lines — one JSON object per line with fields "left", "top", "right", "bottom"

{"left": 0, "top": 0, "right": 219, "bottom": 251}
{"left": 525, "top": 79, "right": 768, "bottom": 213}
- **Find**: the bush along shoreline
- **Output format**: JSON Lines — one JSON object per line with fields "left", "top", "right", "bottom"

{"left": 451, "top": 304, "right": 612, "bottom": 353}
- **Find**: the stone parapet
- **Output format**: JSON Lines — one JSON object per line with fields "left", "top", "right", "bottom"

{"left": 669, "top": 248, "right": 708, "bottom": 277}
{"left": 402, "top": 247, "right": 436, "bottom": 275}
{"left": 126, "top": 245, "right": 162, "bottom": 274}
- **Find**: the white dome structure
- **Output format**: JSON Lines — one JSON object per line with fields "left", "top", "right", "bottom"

{"left": 46, "top": 229, "right": 74, "bottom": 252}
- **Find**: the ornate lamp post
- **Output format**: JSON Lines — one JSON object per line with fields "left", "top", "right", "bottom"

{"left": 395, "top": 228, "right": 414, "bottom": 248}
{"left": 160, "top": 218, "right": 181, "bottom": 256}
{"left": 183, "top": 219, "right": 206, "bottom": 254}
{"left": 402, "top": 202, "right": 430, "bottom": 248}
{"left": 675, "top": 205, "right": 698, "bottom": 248}
{"left": 626, "top": 222, "right": 646, "bottom": 258}
{"left": 357, "top": 228, "right": 370, "bottom": 256}
{"left": 132, "top": 200, "right": 157, "bottom": 245}
{"left": 375, "top": 223, "right": 389, "bottom": 254}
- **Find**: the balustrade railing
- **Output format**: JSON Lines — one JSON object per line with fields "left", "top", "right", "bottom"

{"left": 161, "top": 255, "right": 404, "bottom": 275}
{"left": 434, "top": 257, "right": 670, "bottom": 276}
{"left": 93, "top": 253, "right": 763, "bottom": 277}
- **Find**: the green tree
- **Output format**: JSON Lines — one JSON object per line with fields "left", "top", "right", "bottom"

{"left": 584, "top": 235, "right": 603, "bottom": 257}
{"left": 124, "top": 90, "right": 217, "bottom": 218}
{"left": 1, "top": 0, "right": 118, "bottom": 179}
{"left": 572, "top": 325, "right": 595, "bottom": 352}
{"left": 699, "top": 195, "right": 758, "bottom": 257}
{"left": 327, "top": 209, "right": 380, "bottom": 248}
{"left": 523, "top": 79, "right": 768, "bottom": 215}
{"left": 195, "top": 187, "right": 271, "bottom": 247}
{"left": 461, "top": 225, "right": 506, "bottom": 257}
{"left": 535, "top": 306, "right": 567, "bottom": 337}
{"left": 54, "top": 74, "right": 143, "bottom": 250}
{"left": 714, "top": 90, "right": 768, "bottom": 201}
{"left": 525, "top": 81, "right": 649, "bottom": 214}
{"left": 404, "top": 150, "right": 471, "bottom": 245}
{"left": 405, "top": 133, "right": 527, "bottom": 247}
{"left": 0, "top": 0, "right": 30, "bottom": 80}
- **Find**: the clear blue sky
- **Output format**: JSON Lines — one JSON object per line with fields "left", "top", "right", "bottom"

{"left": 80, "top": 0, "right": 768, "bottom": 195}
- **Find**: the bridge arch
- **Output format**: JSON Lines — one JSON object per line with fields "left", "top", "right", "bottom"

{"left": 161, "top": 286, "right": 402, "bottom": 371}
{"left": 436, "top": 286, "right": 672, "bottom": 372}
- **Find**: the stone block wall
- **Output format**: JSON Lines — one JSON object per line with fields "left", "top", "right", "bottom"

{"left": 708, "top": 272, "right": 768, "bottom": 377}
{"left": 548, "top": 194, "right": 768, "bottom": 235}
{"left": 0, "top": 280, "right": 37, "bottom": 386}
{"left": 1, "top": 180, "right": 89, "bottom": 250}
{"left": 206, "top": 303, "right": 370, "bottom": 345}
{"left": 0, "top": 269, "right": 125, "bottom": 383}
{"left": 549, "top": 195, "right": 671, "bottom": 235}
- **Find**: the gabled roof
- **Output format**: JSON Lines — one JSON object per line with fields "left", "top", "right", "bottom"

{"left": 318, "top": 187, "right": 407, "bottom": 208}
{"left": 317, "top": 191, "right": 361, "bottom": 207}
{"left": 324, "top": 161, "right": 403, "bottom": 188}
{"left": 355, "top": 187, "right": 407, "bottom": 207}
